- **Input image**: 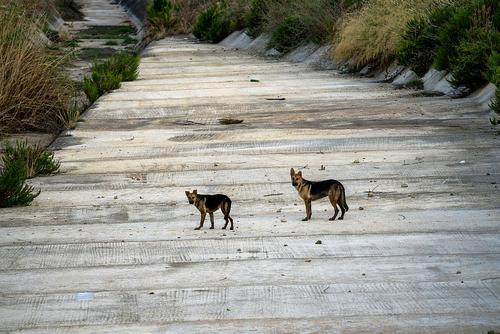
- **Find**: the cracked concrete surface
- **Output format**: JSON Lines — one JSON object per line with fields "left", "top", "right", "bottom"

{"left": 0, "top": 34, "right": 499, "bottom": 333}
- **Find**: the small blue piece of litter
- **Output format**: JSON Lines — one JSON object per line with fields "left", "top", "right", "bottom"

{"left": 75, "top": 292, "right": 95, "bottom": 301}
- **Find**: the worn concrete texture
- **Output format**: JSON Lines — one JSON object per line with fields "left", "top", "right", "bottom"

{"left": 64, "top": 0, "right": 139, "bottom": 82}
{"left": 1, "top": 35, "right": 499, "bottom": 333}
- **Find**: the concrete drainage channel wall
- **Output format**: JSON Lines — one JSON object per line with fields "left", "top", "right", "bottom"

{"left": 118, "top": 0, "right": 148, "bottom": 21}
{"left": 220, "top": 30, "right": 497, "bottom": 114}
{"left": 117, "top": 0, "right": 148, "bottom": 40}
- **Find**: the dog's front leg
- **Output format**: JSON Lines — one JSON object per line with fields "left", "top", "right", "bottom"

{"left": 209, "top": 212, "right": 215, "bottom": 229}
{"left": 195, "top": 212, "right": 206, "bottom": 230}
{"left": 302, "top": 200, "right": 312, "bottom": 221}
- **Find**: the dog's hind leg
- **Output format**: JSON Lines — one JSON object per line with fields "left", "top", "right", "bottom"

{"left": 209, "top": 212, "right": 215, "bottom": 229}
{"left": 227, "top": 215, "right": 234, "bottom": 230}
{"left": 221, "top": 201, "right": 234, "bottom": 230}
{"left": 328, "top": 191, "right": 340, "bottom": 221}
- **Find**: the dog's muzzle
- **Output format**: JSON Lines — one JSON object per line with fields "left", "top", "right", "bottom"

{"left": 188, "top": 200, "right": 194, "bottom": 204}
{"left": 292, "top": 182, "right": 297, "bottom": 187}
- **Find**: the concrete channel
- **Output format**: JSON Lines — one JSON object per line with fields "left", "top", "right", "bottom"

{"left": 0, "top": 4, "right": 499, "bottom": 333}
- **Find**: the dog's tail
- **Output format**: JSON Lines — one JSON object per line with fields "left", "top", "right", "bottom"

{"left": 340, "top": 183, "right": 349, "bottom": 212}
{"left": 223, "top": 196, "right": 232, "bottom": 218}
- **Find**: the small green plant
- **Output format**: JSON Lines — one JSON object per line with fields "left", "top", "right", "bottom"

{"left": 2, "top": 140, "right": 60, "bottom": 178}
{"left": 407, "top": 78, "right": 424, "bottom": 90}
{"left": 83, "top": 52, "right": 140, "bottom": 103}
{"left": 122, "top": 36, "right": 137, "bottom": 45}
{"left": 192, "top": 1, "right": 233, "bottom": 43}
{"left": 269, "top": 15, "right": 307, "bottom": 53}
{"left": 0, "top": 159, "right": 40, "bottom": 208}
{"left": 62, "top": 39, "right": 80, "bottom": 48}
{"left": 105, "top": 40, "right": 119, "bottom": 46}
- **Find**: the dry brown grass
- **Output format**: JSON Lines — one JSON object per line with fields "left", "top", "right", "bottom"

{"left": 0, "top": 1, "right": 75, "bottom": 134}
{"left": 332, "top": 0, "right": 462, "bottom": 68}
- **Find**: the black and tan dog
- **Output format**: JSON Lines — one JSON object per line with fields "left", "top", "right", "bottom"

{"left": 185, "top": 190, "right": 234, "bottom": 230}
{"left": 290, "top": 168, "right": 348, "bottom": 221}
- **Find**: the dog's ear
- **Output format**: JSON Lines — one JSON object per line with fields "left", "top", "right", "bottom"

{"left": 185, "top": 190, "right": 190, "bottom": 197}
{"left": 193, "top": 189, "right": 197, "bottom": 195}
{"left": 290, "top": 168, "right": 295, "bottom": 176}
{"left": 297, "top": 171, "right": 302, "bottom": 177}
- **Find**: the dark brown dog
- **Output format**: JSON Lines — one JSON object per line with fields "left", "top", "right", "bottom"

{"left": 290, "top": 168, "right": 348, "bottom": 221}
{"left": 185, "top": 190, "right": 234, "bottom": 230}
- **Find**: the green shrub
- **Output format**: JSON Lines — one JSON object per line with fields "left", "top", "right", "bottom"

{"left": 397, "top": 0, "right": 500, "bottom": 90}
{"left": 449, "top": 27, "right": 500, "bottom": 89}
{"left": 270, "top": 15, "right": 307, "bottom": 53}
{"left": 2, "top": 140, "right": 60, "bottom": 178}
{"left": 488, "top": 52, "right": 500, "bottom": 120}
{"left": 0, "top": 158, "right": 40, "bottom": 208}
{"left": 83, "top": 52, "right": 140, "bottom": 103}
{"left": 245, "top": 0, "right": 268, "bottom": 37}
{"left": 434, "top": 0, "right": 500, "bottom": 72}
{"left": 192, "top": 1, "right": 233, "bottom": 43}
{"left": 396, "top": 7, "right": 454, "bottom": 76}
{"left": 433, "top": 6, "right": 470, "bottom": 71}
{"left": 146, "top": 0, "right": 180, "bottom": 37}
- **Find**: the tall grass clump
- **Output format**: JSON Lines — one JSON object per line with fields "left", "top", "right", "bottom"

{"left": 2, "top": 140, "right": 60, "bottom": 178}
{"left": 83, "top": 52, "right": 140, "bottom": 103}
{"left": 0, "top": 159, "right": 40, "bottom": 208}
{"left": 333, "top": 0, "right": 463, "bottom": 69}
{"left": 0, "top": 139, "right": 59, "bottom": 207}
{"left": 0, "top": 2, "right": 76, "bottom": 133}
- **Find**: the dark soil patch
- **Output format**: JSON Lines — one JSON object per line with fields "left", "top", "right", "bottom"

{"left": 78, "top": 26, "right": 136, "bottom": 40}
{"left": 56, "top": 0, "right": 84, "bottom": 21}
{"left": 79, "top": 47, "right": 119, "bottom": 61}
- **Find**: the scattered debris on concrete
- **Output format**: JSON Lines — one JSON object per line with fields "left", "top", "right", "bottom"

{"left": 219, "top": 118, "right": 244, "bottom": 125}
